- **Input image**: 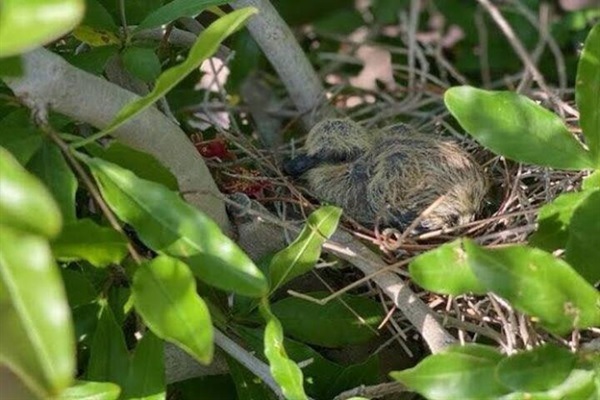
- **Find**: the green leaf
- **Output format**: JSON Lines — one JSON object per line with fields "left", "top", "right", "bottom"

{"left": 81, "top": 0, "right": 118, "bottom": 31}
{"left": 269, "top": 206, "right": 341, "bottom": 293}
{"left": 444, "top": 86, "right": 593, "bottom": 170}
{"left": 121, "top": 46, "right": 161, "bottom": 83}
{"left": 582, "top": 170, "right": 600, "bottom": 190}
{"left": 95, "top": 7, "right": 257, "bottom": 140}
{"left": 565, "top": 189, "right": 600, "bottom": 283}
{"left": 390, "top": 344, "right": 509, "bottom": 400}
{"left": 497, "top": 344, "right": 576, "bottom": 393}
{"left": 226, "top": 355, "right": 278, "bottom": 400}
{"left": 83, "top": 156, "right": 266, "bottom": 294}
{"left": 0, "top": 55, "right": 23, "bottom": 77}
{"left": 132, "top": 256, "right": 213, "bottom": 364}
{"left": 0, "top": 0, "right": 85, "bottom": 57}
{"left": 529, "top": 190, "right": 594, "bottom": 252}
{"left": 0, "top": 146, "right": 62, "bottom": 237}
{"left": 576, "top": 23, "right": 600, "bottom": 166}
{"left": 135, "top": 0, "right": 229, "bottom": 32}
{"left": 0, "top": 227, "right": 74, "bottom": 397}
{"left": 60, "top": 268, "right": 97, "bottom": 307}
{"left": 270, "top": 292, "right": 382, "bottom": 348}
{"left": 409, "top": 239, "right": 487, "bottom": 295}
{"left": 464, "top": 241, "right": 600, "bottom": 334}
{"left": 86, "top": 141, "right": 178, "bottom": 191}
{"left": 65, "top": 45, "right": 118, "bottom": 75}
{"left": 185, "top": 252, "right": 268, "bottom": 298}
{"left": 52, "top": 219, "right": 129, "bottom": 268}
{"left": 27, "top": 140, "right": 78, "bottom": 222}
{"left": 86, "top": 304, "right": 129, "bottom": 386}
{"left": 0, "top": 111, "right": 44, "bottom": 164}
{"left": 57, "top": 380, "right": 121, "bottom": 400}
{"left": 259, "top": 299, "right": 308, "bottom": 400}
{"left": 122, "top": 331, "right": 165, "bottom": 400}
{"left": 327, "top": 355, "right": 380, "bottom": 399}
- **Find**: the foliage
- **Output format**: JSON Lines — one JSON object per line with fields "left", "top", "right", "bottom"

{"left": 399, "top": 22, "right": 600, "bottom": 400}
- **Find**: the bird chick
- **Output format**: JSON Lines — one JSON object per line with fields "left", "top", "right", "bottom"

{"left": 285, "top": 119, "right": 488, "bottom": 230}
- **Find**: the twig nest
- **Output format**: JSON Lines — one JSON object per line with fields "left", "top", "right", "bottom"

{"left": 285, "top": 118, "right": 489, "bottom": 230}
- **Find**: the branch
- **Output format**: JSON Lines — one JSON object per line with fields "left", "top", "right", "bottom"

{"left": 3, "top": 48, "right": 232, "bottom": 234}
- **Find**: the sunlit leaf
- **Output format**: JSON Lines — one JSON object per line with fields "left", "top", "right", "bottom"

{"left": 464, "top": 240, "right": 600, "bottom": 334}
{"left": 0, "top": 227, "right": 74, "bottom": 397}
{"left": 57, "top": 380, "right": 121, "bottom": 400}
{"left": 84, "top": 156, "right": 267, "bottom": 296}
{"left": 270, "top": 292, "right": 382, "bottom": 348}
{"left": 0, "top": 0, "right": 84, "bottom": 57}
{"left": 445, "top": 86, "right": 593, "bottom": 170}
{"left": 135, "top": 0, "right": 229, "bottom": 32}
{"left": 391, "top": 345, "right": 509, "bottom": 400}
{"left": 72, "top": 26, "right": 120, "bottom": 47}
{"left": 259, "top": 299, "right": 308, "bottom": 400}
{"left": 269, "top": 206, "right": 341, "bottom": 293}
{"left": 52, "top": 219, "right": 129, "bottom": 268}
{"left": 132, "top": 256, "right": 213, "bottom": 364}
{"left": 409, "top": 239, "right": 486, "bottom": 295}
{"left": 576, "top": 23, "right": 600, "bottom": 167}
{"left": 497, "top": 344, "right": 576, "bottom": 392}
{"left": 0, "top": 146, "right": 62, "bottom": 238}
{"left": 565, "top": 189, "right": 600, "bottom": 284}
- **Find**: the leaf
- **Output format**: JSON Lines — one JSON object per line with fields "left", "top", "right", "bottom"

{"left": 444, "top": 86, "right": 593, "bottom": 170}
{"left": 529, "top": 190, "right": 594, "bottom": 252}
{"left": 0, "top": 111, "right": 44, "bottom": 164}
{"left": 84, "top": 156, "right": 267, "bottom": 296}
{"left": 52, "top": 219, "right": 129, "bottom": 267}
{"left": 121, "top": 46, "right": 161, "bottom": 83}
{"left": 72, "top": 26, "right": 120, "bottom": 46}
{"left": 60, "top": 268, "right": 97, "bottom": 307}
{"left": 270, "top": 292, "right": 382, "bottom": 348}
{"left": 576, "top": 23, "right": 600, "bottom": 166}
{"left": 132, "top": 256, "right": 213, "bottom": 364}
{"left": 226, "top": 356, "right": 278, "bottom": 400}
{"left": 565, "top": 189, "right": 600, "bottom": 284}
{"left": 64, "top": 45, "right": 118, "bottom": 75}
{"left": 409, "top": 239, "right": 487, "bottom": 295}
{"left": 98, "top": 7, "right": 257, "bottom": 139}
{"left": 259, "top": 299, "right": 308, "bottom": 400}
{"left": 0, "top": 0, "right": 85, "bottom": 57}
{"left": 464, "top": 240, "right": 600, "bottom": 335}
{"left": 497, "top": 344, "right": 576, "bottom": 393}
{"left": 122, "top": 331, "right": 165, "bottom": 400}
{"left": 57, "top": 380, "right": 121, "bottom": 400}
{"left": 0, "top": 227, "right": 74, "bottom": 397}
{"left": 390, "top": 344, "right": 509, "bottom": 400}
{"left": 0, "top": 55, "right": 23, "bottom": 77}
{"left": 27, "top": 139, "right": 78, "bottom": 222}
{"left": 86, "top": 304, "right": 129, "bottom": 386}
{"left": 86, "top": 141, "right": 178, "bottom": 190}
{"left": 135, "top": 0, "right": 229, "bottom": 32}
{"left": 0, "top": 146, "right": 62, "bottom": 238}
{"left": 582, "top": 170, "right": 600, "bottom": 190}
{"left": 81, "top": 0, "right": 118, "bottom": 31}
{"left": 269, "top": 206, "right": 341, "bottom": 293}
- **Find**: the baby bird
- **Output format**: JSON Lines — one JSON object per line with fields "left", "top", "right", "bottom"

{"left": 285, "top": 119, "right": 488, "bottom": 230}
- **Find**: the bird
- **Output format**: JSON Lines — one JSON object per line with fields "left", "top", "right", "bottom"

{"left": 284, "top": 118, "right": 489, "bottom": 230}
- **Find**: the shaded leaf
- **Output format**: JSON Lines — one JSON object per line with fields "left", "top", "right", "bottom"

{"left": 269, "top": 206, "right": 341, "bottom": 293}
{"left": 0, "top": 111, "right": 44, "bottom": 164}
{"left": 565, "top": 189, "right": 600, "bottom": 283}
{"left": 135, "top": 0, "right": 229, "bottom": 32}
{"left": 497, "top": 344, "right": 576, "bottom": 392}
{"left": 132, "top": 256, "right": 213, "bottom": 364}
{"left": 0, "top": 0, "right": 84, "bottom": 57}
{"left": 259, "top": 299, "right": 308, "bottom": 400}
{"left": 270, "top": 292, "right": 382, "bottom": 348}
{"left": 0, "top": 227, "right": 75, "bottom": 397}
{"left": 27, "top": 140, "right": 78, "bottom": 222}
{"left": 445, "top": 86, "right": 593, "bottom": 170}
{"left": 122, "top": 46, "right": 161, "bottom": 83}
{"left": 64, "top": 45, "right": 118, "bottom": 74}
{"left": 60, "top": 268, "right": 97, "bottom": 307}
{"left": 409, "top": 239, "right": 486, "bottom": 295}
{"left": 86, "top": 304, "right": 129, "bottom": 386}
{"left": 84, "top": 156, "right": 266, "bottom": 295}
{"left": 81, "top": 0, "right": 118, "bottom": 31}
{"left": 576, "top": 23, "right": 600, "bottom": 166}
{"left": 391, "top": 344, "right": 509, "bottom": 400}
{"left": 464, "top": 240, "right": 600, "bottom": 334}
{"left": 0, "top": 146, "right": 62, "bottom": 238}
{"left": 122, "top": 331, "right": 165, "bottom": 400}
{"left": 52, "top": 219, "right": 129, "bottom": 267}
{"left": 58, "top": 380, "right": 121, "bottom": 400}
{"left": 226, "top": 355, "right": 277, "bottom": 400}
